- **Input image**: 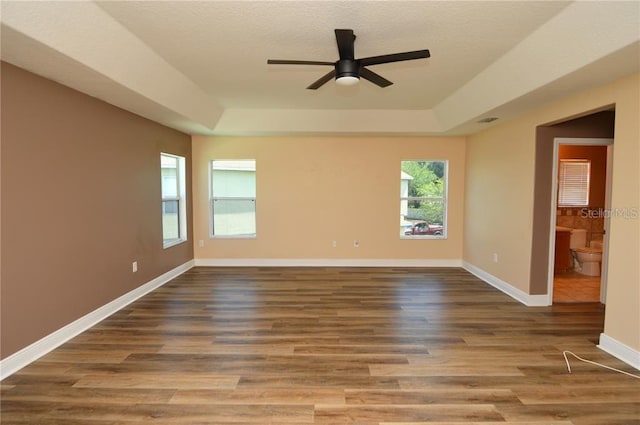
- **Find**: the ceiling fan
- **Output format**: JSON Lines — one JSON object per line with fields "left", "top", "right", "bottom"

{"left": 267, "top": 29, "right": 431, "bottom": 90}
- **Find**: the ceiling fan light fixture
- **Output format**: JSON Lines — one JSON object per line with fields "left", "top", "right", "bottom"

{"left": 335, "top": 59, "right": 360, "bottom": 86}
{"left": 336, "top": 75, "right": 360, "bottom": 86}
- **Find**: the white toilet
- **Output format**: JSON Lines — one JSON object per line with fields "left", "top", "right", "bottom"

{"left": 570, "top": 228, "right": 603, "bottom": 276}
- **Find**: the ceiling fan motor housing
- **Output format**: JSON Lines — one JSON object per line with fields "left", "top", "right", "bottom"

{"left": 336, "top": 60, "right": 360, "bottom": 79}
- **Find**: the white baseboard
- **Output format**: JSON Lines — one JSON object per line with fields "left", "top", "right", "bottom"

{"left": 462, "top": 261, "right": 549, "bottom": 307}
{"left": 598, "top": 333, "right": 640, "bottom": 371}
{"left": 194, "top": 258, "right": 463, "bottom": 268}
{"left": 0, "top": 260, "right": 194, "bottom": 380}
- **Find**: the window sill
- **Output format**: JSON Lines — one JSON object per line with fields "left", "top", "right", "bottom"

{"left": 210, "top": 235, "right": 257, "bottom": 240}
{"left": 401, "top": 235, "right": 447, "bottom": 240}
{"left": 163, "top": 239, "right": 187, "bottom": 249}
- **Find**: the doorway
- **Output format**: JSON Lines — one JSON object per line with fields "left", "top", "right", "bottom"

{"left": 530, "top": 109, "right": 615, "bottom": 307}
{"left": 548, "top": 138, "right": 613, "bottom": 304}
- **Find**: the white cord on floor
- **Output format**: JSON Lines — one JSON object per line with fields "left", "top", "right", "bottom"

{"left": 562, "top": 350, "right": 640, "bottom": 379}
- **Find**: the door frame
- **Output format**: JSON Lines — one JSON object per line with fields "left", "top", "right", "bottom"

{"left": 547, "top": 137, "right": 614, "bottom": 305}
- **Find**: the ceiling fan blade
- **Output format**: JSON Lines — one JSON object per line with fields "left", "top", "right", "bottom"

{"left": 335, "top": 29, "right": 356, "bottom": 60}
{"left": 268, "top": 59, "right": 334, "bottom": 66}
{"left": 359, "top": 49, "right": 431, "bottom": 67}
{"left": 359, "top": 67, "right": 393, "bottom": 88}
{"left": 307, "top": 69, "right": 336, "bottom": 90}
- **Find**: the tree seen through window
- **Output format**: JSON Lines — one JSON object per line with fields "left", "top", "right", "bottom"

{"left": 401, "top": 160, "right": 447, "bottom": 238}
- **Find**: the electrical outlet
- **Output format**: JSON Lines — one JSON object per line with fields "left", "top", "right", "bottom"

{"left": 198, "top": 240, "right": 204, "bottom": 248}
{"left": 354, "top": 240, "right": 360, "bottom": 248}
{"left": 332, "top": 240, "right": 337, "bottom": 248}
{"left": 132, "top": 261, "right": 138, "bottom": 272}
{"left": 492, "top": 253, "right": 498, "bottom": 263}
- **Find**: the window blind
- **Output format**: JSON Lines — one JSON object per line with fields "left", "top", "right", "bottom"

{"left": 558, "top": 159, "right": 590, "bottom": 206}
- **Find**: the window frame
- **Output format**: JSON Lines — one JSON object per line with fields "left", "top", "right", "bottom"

{"left": 558, "top": 159, "right": 591, "bottom": 207}
{"left": 161, "top": 153, "right": 187, "bottom": 249}
{"left": 400, "top": 160, "right": 448, "bottom": 240}
{"left": 209, "top": 159, "right": 257, "bottom": 239}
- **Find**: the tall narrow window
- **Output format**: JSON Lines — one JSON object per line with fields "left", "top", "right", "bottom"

{"left": 558, "top": 159, "right": 590, "bottom": 206}
{"left": 400, "top": 160, "right": 447, "bottom": 238}
{"left": 161, "top": 153, "right": 187, "bottom": 248}
{"left": 211, "top": 160, "right": 256, "bottom": 237}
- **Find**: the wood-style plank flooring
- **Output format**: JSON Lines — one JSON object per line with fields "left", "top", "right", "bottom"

{"left": 2, "top": 267, "right": 639, "bottom": 424}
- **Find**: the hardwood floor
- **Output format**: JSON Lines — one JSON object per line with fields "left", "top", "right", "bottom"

{"left": 2, "top": 267, "right": 638, "bottom": 424}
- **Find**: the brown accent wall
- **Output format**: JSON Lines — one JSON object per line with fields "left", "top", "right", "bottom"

{"left": 1, "top": 62, "right": 193, "bottom": 359}
{"left": 529, "top": 110, "right": 614, "bottom": 294}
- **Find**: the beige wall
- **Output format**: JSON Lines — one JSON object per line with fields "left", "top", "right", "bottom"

{"left": 605, "top": 75, "right": 640, "bottom": 353}
{"left": 192, "top": 136, "right": 465, "bottom": 261}
{"left": 1, "top": 63, "right": 193, "bottom": 359}
{"left": 464, "top": 117, "right": 537, "bottom": 291}
{"left": 465, "top": 73, "right": 639, "bottom": 352}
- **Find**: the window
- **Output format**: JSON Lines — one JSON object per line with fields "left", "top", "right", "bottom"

{"left": 161, "top": 153, "right": 187, "bottom": 248}
{"left": 210, "top": 160, "right": 256, "bottom": 237}
{"left": 558, "top": 159, "right": 590, "bottom": 206}
{"left": 400, "top": 160, "right": 447, "bottom": 238}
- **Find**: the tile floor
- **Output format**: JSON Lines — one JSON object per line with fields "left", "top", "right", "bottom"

{"left": 553, "top": 269, "right": 602, "bottom": 303}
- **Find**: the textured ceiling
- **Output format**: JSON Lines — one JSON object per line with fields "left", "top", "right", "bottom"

{"left": 1, "top": 1, "right": 639, "bottom": 136}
